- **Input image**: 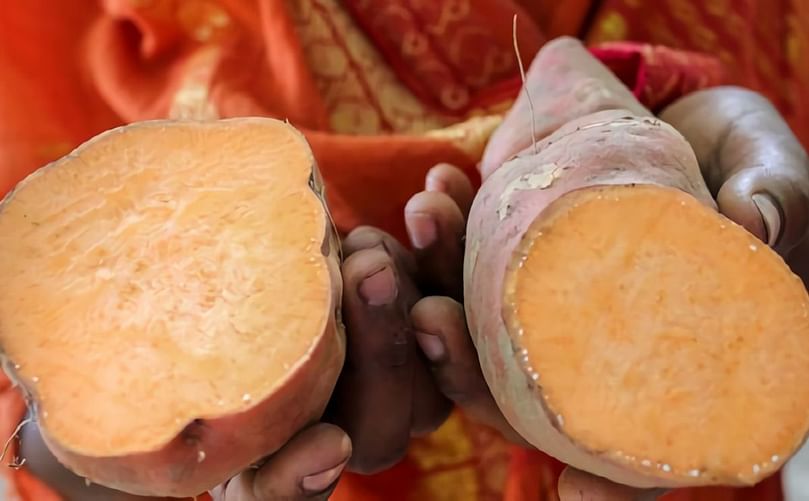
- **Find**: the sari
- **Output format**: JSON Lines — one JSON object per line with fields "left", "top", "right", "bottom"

{"left": 0, "top": 1, "right": 805, "bottom": 500}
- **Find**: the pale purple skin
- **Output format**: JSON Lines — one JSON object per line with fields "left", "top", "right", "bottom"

{"left": 464, "top": 110, "right": 719, "bottom": 488}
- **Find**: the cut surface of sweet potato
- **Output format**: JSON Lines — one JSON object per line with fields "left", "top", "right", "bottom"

{"left": 0, "top": 119, "right": 343, "bottom": 495}
{"left": 504, "top": 184, "right": 809, "bottom": 485}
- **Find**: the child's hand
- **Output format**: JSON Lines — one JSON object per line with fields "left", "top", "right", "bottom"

{"left": 211, "top": 212, "right": 471, "bottom": 496}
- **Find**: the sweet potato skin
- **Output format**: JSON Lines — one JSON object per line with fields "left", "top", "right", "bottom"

{"left": 0, "top": 119, "right": 346, "bottom": 497}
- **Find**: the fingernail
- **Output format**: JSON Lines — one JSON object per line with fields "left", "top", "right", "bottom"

{"left": 358, "top": 266, "right": 397, "bottom": 306}
{"left": 752, "top": 193, "right": 781, "bottom": 247}
{"left": 301, "top": 459, "right": 348, "bottom": 495}
{"left": 406, "top": 212, "right": 437, "bottom": 249}
{"left": 416, "top": 332, "right": 446, "bottom": 362}
{"left": 426, "top": 174, "right": 447, "bottom": 193}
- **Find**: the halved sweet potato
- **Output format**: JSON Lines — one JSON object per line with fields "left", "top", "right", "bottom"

{"left": 0, "top": 118, "right": 344, "bottom": 497}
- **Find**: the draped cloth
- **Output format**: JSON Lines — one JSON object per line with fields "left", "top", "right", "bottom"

{"left": 0, "top": 1, "right": 805, "bottom": 500}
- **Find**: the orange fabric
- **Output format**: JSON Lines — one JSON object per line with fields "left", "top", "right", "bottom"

{"left": 0, "top": 1, "right": 804, "bottom": 500}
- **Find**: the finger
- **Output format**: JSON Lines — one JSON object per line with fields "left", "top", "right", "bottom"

{"left": 411, "top": 296, "right": 525, "bottom": 445}
{"left": 342, "top": 227, "right": 452, "bottom": 435}
{"left": 332, "top": 246, "right": 447, "bottom": 473}
{"left": 425, "top": 163, "right": 475, "bottom": 218}
{"left": 660, "top": 87, "right": 809, "bottom": 256}
{"left": 342, "top": 226, "right": 416, "bottom": 275}
{"left": 213, "top": 424, "right": 351, "bottom": 501}
{"left": 558, "top": 467, "right": 666, "bottom": 501}
{"left": 405, "top": 192, "right": 466, "bottom": 300}
{"left": 716, "top": 158, "right": 808, "bottom": 256}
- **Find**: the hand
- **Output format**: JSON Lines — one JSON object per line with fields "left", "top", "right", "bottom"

{"left": 404, "top": 88, "right": 809, "bottom": 500}
{"left": 213, "top": 199, "right": 469, "bottom": 496}
{"left": 659, "top": 86, "right": 809, "bottom": 259}
{"left": 402, "top": 164, "right": 526, "bottom": 445}
{"left": 209, "top": 424, "right": 351, "bottom": 501}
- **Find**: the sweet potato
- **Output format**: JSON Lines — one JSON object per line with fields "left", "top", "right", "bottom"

{"left": 0, "top": 119, "right": 345, "bottom": 497}
{"left": 465, "top": 38, "right": 809, "bottom": 488}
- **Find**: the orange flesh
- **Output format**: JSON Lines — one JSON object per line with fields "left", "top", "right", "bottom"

{"left": 0, "top": 120, "right": 332, "bottom": 456}
{"left": 506, "top": 185, "right": 809, "bottom": 482}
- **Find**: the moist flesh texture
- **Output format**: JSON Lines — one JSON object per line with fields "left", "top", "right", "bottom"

{"left": 504, "top": 184, "right": 809, "bottom": 484}
{"left": 0, "top": 119, "right": 335, "bottom": 458}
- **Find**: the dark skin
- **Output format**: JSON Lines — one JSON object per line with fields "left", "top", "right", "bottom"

{"left": 16, "top": 85, "right": 809, "bottom": 500}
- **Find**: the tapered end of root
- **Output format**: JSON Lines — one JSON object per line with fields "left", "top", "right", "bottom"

{"left": 504, "top": 184, "right": 809, "bottom": 486}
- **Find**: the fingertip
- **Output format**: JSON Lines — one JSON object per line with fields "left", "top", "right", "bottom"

{"left": 252, "top": 424, "right": 352, "bottom": 499}
{"left": 283, "top": 423, "right": 352, "bottom": 464}
{"left": 342, "top": 247, "right": 392, "bottom": 290}
{"left": 342, "top": 226, "right": 390, "bottom": 256}
{"left": 404, "top": 192, "right": 452, "bottom": 251}
{"left": 415, "top": 330, "right": 447, "bottom": 363}
{"left": 426, "top": 163, "right": 465, "bottom": 186}
{"left": 405, "top": 192, "right": 466, "bottom": 246}
{"left": 425, "top": 170, "right": 448, "bottom": 193}
{"left": 426, "top": 163, "right": 475, "bottom": 215}
{"left": 297, "top": 425, "right": 352, "bottom": 495}
{"left": 301, "top": 460, "right": 348, "bottom": 496}
{"left": 405, "top": 190, "right": 460, "bottom": 218}
{"left": 410, "top": 296, "right": 465, "bottom": 338}
{"left": 313, "top": 423, "right": 353, "bottom": 457}
{"left": 715, "top": 167, "right": 809, "bottom": 254}
{"left": 716, "top": 171, "right": 769, "bottom": 244}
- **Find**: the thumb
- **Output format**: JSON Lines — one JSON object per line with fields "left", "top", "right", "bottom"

{"left": 212, "top": 424, "right": 351, "bottom": 501}
{"left": 660, "top": 87, "right": 809, "bottom": 256}
{"left": 716, "top": 166, "right": 808, "bottom": 256}
{"left": 411, "top": 296, "right": 527, "bottom": 445}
